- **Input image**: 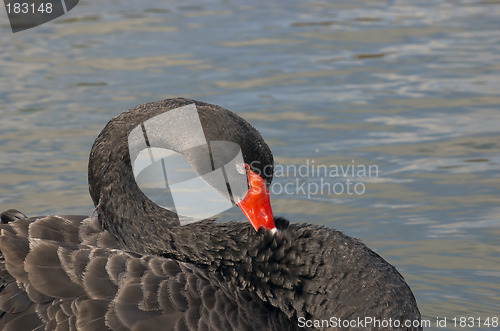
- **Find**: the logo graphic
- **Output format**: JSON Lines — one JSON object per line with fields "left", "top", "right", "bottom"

{"left": 128, "top": 104, "right": 249, "bottom": 225}
{"left": 4, "top": 0, "right": 79, "bottom": 33}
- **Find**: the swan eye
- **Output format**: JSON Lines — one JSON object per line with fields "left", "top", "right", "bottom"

{"left": 236, "top": 163, "right": 247, "bottom": 175}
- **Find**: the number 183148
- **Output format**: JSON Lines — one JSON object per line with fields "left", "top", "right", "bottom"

{"left": 6, "top": 2, "right": 53, "bottom": 14}
{"left": 452, "top": 317, "right": 498, "bottom": 328}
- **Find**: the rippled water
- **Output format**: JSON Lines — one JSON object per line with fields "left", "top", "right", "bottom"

{"left": 1, "top": 1, "right": 499, "bottom": 329}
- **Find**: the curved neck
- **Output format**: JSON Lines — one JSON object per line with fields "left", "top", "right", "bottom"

{"left": 88, "top": 101, "right": 186, "bottom": 255}
{"left": 88, "top": 98, "right": 273, "bottom": 256}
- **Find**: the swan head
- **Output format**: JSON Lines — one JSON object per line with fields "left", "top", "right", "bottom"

{"left": 89, "top": 98, "right": 276, "bottom": 235}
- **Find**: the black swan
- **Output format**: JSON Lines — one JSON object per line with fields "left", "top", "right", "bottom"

{"left": 0, "top": 98, "right": 421, "bottom": 330}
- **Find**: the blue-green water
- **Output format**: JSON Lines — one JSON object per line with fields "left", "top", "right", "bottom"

{"left": 1, "top": 1, "right": 499, "bottom": 329}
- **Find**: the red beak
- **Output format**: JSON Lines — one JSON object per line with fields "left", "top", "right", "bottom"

{"left": 237, "top": 166, "right": 276, "bottom": 233}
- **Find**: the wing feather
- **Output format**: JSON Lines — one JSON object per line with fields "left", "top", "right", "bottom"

{"left": 1, "top": 213, "right": 287, "bottom": 330}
